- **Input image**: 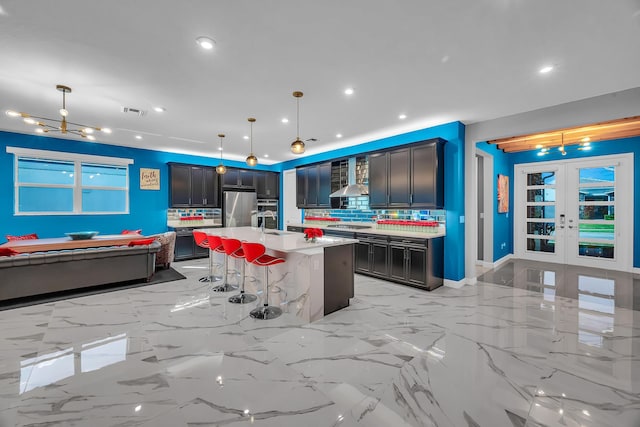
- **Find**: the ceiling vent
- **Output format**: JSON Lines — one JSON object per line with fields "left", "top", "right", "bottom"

{"left": 120, "top": 106, "right": 146, "bottom": 117}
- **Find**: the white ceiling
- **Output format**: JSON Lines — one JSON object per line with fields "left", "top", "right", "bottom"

{"left": 1, "top": 0, "right": 639, "bottom": 164}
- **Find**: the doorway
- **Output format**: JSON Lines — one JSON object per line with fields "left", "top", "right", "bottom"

{"left": 476, "top": 151, "right": 493, "bottom": 265}
{"left": 514, "top": 153, "right": 633, "bottom": 271}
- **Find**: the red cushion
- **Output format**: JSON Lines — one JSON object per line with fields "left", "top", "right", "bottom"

{"left": 121, "top": 229, "right": 142, "bottom": 235}
{"left": 0, "top": 247, "right": 19, "bottom": 257}
{"left": 128, "top": 238, "right": 156, "bottom": 246}
{"left": 5, "top": 233, "right": 39, "bottom": 241}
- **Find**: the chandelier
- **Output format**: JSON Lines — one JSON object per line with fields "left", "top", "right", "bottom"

{"left": 290, "top": 91, "right": 305, "bottom": 154}
{"left": 246, "top": 117, "right": 258, "bottom": 166}
{"left": 216, "top": 133, "right": 227, "bottom": 174}
{"left": 5, "top": 84, "right": 111, "bottom": 140}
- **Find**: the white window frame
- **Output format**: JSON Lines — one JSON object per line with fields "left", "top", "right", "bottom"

{"left": 7, "top": 147, "right": 133, "bottom": 216}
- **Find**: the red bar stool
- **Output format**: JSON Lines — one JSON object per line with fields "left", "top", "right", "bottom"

{"left": 221, "top": 238, "right": 257, "bottom": 303}
{"left": 207, "top": 234, "right": 236, "bottom": 292}
{"left": 241, "top": 242, "right": 285, "bottom": 320}
{"left": 193, "top": 230, "right": 219, "bottom": 282}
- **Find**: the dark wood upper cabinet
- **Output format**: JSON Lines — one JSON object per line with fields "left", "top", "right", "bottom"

{"left": 410, "top": 141, "right": 444, "bottom": 208}
{"left": 169, "top": 163, "right": 219, "bottom": 207}
{"left": 388, "top": 148, "right": 411, "bottom": 206}
{"left": 170, "top": 164, "right": 191, "bottom": 206}
{"left": 222, "top": 168, "right": 240, "bottom": 187}
{"left": 239, "top": 169, "right": 255, "bottom": 187}
{"left": 295, "top": 162, "right": 331, "bottom": 208}
{"left": 368, "top": 138, "right": 445, "bottom": 209}
{"left": 255, "top": 171, "right": 279, "bottom": 199}
{"left": 368, "top": 153, "right": 388, "bottom": 208}
{"left": 317, "top": 163, "right": 332, "bottom": 207}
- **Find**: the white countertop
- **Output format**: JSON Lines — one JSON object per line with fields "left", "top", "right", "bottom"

{"left": 287, "top": 222, "right": 446, "bottom": 240}
{"left": 200, "top": 227, "right": 358, "bottom": 253}
{"left": 167, "top": 219, "right": 222, "bottom": 228}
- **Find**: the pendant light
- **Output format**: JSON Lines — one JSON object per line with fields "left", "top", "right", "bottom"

{"left": 216, "top": 133, "right": 227, "bottom": 174}
{"left": 290, "top": 91, "right": 305, "bottom": 154}
{"left": 246, "top": 118, "right": 258, "bottom": 166}
{"left": 559, "top": 133, "right": 567, "bottom": 156}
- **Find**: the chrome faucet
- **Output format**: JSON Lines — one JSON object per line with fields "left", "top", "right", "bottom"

{"left": 260, "top": 210, "right": 276, "bottom": 233}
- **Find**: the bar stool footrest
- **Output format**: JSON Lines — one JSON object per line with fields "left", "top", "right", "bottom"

{"left": 228, "top": 293, "right": 258, "bottom": 304}
{"left": 211, "top": 284, "right": 238, "bottom": 292}
{"left": 250, "top": 306, "right": 282, "bottom": 320}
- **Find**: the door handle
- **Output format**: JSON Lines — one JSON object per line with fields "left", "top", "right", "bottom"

{"left": 567, "top": 218, "right": 574, "bottom": 229}
{"left": 558, "top": 214, "right": 565, "bottom": 229}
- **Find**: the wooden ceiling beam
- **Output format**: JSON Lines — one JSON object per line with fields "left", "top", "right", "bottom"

{"left": 489, "top": 116, "right": 640, "bottom": 153}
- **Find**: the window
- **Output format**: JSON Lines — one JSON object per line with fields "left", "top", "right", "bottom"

{"left": 7, "top": 147, "right": 133, "bottom": 215}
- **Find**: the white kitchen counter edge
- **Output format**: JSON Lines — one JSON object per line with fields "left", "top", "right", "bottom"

{"left": 287, "top": 223, "right": 446, "bottom": 239}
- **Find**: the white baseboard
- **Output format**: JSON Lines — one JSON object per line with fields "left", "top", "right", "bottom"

{"left": 633, "top": 267, "right": 640, "bottom": 275}
{"left": 492, "top": 253, "right": 513, "bottom": 269}
{"left": 466, "top": 276, "right": 477, "bottom": 286}
{"left": 443, "top": 278, "right": 466, "bottom": 289}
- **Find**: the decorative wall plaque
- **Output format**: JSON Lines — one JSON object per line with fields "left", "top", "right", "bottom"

{"left": 140, "top": 168, "right": 160, "bottom": 190}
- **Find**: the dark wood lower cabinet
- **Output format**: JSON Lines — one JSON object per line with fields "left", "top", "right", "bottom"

{"left": 357, "top": 235, "right": 443, "bottom": 291}
{"left": 175, "top": 230, "right": 210, "bottom": 261}
{"left": 354, "top": 236, "right": 388, "bottom": 278}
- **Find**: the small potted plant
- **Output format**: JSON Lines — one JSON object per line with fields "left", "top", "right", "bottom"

{"left": 303, "top": 227, "right": 323, "bottom": 243}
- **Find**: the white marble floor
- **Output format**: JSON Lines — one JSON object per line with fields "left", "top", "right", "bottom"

{"left": 0, "top": 258, "right": 639, "bottom": 426}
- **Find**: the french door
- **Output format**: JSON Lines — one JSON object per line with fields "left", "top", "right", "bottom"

{"left": 515, "top": 154, "right": 633, "bottom": 271}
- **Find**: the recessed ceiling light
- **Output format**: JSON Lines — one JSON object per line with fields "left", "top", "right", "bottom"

{"left": 243, "top": 135, "right": 249, "bottom": 140}
{"left": 218, "top": 147, "right": 223, "bottom": 151}
{"left": 336, "top": 133, "right": 342, "bottom": 138}
{"left": 264, "top": 154, "right": 269, "bottom": 158}
{"left": 5, "top": 110, "right": 20, "bottom": 117}
{"left": 398, "top": 114, "right": 407, "bottom": 120}
{"left": 101, "top": 128, "right": 112, "bottom": 134}
{"left": 344, "top": 88, "right": 354, "bottom": 95}
{"left": 153, "top": 107, "right": 166, "bottom": 113}
{"left": 135, "top": 135, "right": 143, "bottom": 140}
{"left": 196, "top": 36, "right": 216, "bottom": 50}
{"left": 539, "top": 65, "right": 554, "bottom": 74}
{"left": 35, "top": 128, "right": 44, "bottom": 134}
{"left": 281, "top": 118, "right": 289, "bottom": 123}
{"left": 87, "top": 135, "right": 95, "bottom": 141}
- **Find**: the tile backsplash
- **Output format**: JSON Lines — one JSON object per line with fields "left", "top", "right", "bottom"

{"left": 305, "top": 208, "right": 446, "bottom": 225}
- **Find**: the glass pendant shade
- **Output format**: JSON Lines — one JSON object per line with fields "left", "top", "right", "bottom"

{"left": 290, "top": 138, "right": 305, "bottom": 154}
{"left": 246, "top": 154, "right": 258, "bottom": 166}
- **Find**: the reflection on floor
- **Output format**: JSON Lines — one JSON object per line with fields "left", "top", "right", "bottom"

{"left": 0, "top": 258, "right": 638, "bottom": 426}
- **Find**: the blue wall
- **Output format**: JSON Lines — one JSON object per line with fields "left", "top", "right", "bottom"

{"left": 478, "top": 135, "right": 640, "bottom": 268}
{"left": 281, "top": 121, "right": 467, "bottom": 282}
{"left": 0, "top": 131, "right": 277, "bottom": 239}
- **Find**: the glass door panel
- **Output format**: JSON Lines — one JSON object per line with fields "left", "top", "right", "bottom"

{"left": 572, "top": 166, "right": 617, "bottom": 263}
{"left": 522, "top": 170, "right": 562, "bottom": 259}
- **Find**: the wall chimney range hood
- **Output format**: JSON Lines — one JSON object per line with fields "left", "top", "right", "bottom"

{"left": 330, "top": 157, "right": 368, "bottom": 197}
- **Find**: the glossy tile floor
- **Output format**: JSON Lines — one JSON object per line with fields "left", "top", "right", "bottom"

{"left": 1, "top": 258, "right": 639, "bottom": 426}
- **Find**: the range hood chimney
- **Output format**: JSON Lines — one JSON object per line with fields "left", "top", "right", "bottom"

{"left": 330, "top": 157, "right": 368, "bottom": 197}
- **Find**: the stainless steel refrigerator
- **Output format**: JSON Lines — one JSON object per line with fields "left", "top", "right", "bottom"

{"left": 224, "top": 191, "right": 257, "bottom": 227}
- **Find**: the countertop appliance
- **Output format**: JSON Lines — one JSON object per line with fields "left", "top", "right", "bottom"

{"left": 224, "top": 191, "right": 257, "bottom": 227}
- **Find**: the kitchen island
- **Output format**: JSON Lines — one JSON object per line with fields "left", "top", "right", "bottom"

{"left": 202, "top": 227, "right": 357, "bottom": 322}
